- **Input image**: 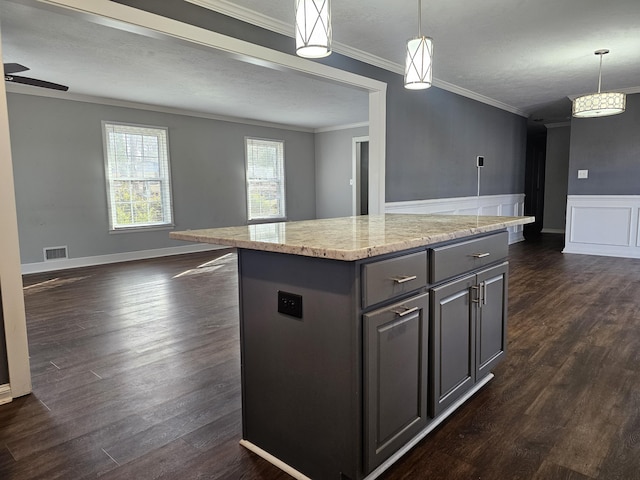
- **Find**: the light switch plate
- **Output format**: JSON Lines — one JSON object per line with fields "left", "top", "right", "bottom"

{"left": 578, "top": 169, "right": 588, "bottom": 179}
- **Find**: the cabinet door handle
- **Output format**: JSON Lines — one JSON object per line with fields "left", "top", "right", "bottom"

{"left": 471, "top": 284, "right": 487, "bottom": 306}
{"left": 471, "top": 252, "right": 490, "bottom": 258}
{"left": 392, "top": 306, "right": 419, "bottom": 317}
{"left": 481, "top": 282, "right": 487, "bottom": 306}
{"left": 391, "top": 275, "right": 417, "bottom": 284}
{"left": 471, "top": 285, "right": 481, "bottom": 304}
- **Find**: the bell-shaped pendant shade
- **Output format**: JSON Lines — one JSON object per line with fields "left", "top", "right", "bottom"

{"left": 295, "top": 0, "right": 332, "bottom": 58}
{"left": 404, "top": 36, "right": 433, "bottom": 90}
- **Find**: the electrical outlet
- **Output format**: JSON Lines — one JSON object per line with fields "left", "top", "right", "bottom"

{"left": 578, "top": 169, "right": 588, "bottom": 179}
{"left": 278, "top": 291, "right": 303, "bottom": 318}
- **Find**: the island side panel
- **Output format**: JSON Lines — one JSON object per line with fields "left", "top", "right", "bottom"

{"left": 238, "top": 249, "right": 361, "bottom": 480}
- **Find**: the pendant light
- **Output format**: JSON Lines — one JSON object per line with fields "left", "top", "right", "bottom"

{"left": 404, "top": 0, "right": 433, "bottom": 90}
{"left": 295, "top": 0, "right": 332, "bottom": 59}
{"left": 572, "top": 49, "right": 626, "bottom": 118}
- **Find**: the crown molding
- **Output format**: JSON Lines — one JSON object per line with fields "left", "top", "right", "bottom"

{"left": 186, "top": 0, "right": 292, "bottom": 37}
{"left": 5, "top": 83, "right": 315, "bottom": 133}
{"left": 314, "top": 121, "right": 369, "bottom": 134}
{"left": 431, "top": 78, "right": 528, "bottom": 117}
{"left": 185, "top": 0, "right": 528, "bottom": 118}
{"left": 185, "top": 0, "right": 403, "bottom": 74}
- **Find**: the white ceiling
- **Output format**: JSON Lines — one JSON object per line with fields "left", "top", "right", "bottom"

{"left": 0, "top": 0, "right": 369, "bottom": 130}
{"left": 2, "top": 0, "right": 640, "bottom": 128}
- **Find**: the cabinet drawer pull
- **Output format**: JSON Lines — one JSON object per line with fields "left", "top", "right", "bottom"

{"left": 392, "top": 306, "right": 419, "bottom": 317}
{"left": 471, "top": 252, "right": 490, "bottom": 259}
{"left": 391, "top": 275, "right": 418, "bottom": 284}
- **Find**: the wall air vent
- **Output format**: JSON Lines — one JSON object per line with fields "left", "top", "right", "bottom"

{"left": 43, "top": 246, "right": 68, "bottom": 261}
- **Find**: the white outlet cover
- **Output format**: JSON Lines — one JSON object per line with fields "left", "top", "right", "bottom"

{"left": 578, "top": 169, "right": 588, "bottom": 179}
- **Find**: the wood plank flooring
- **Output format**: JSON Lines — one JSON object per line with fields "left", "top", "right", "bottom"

{"left": 1, "top": 235, "right": 639, "bottom": 479}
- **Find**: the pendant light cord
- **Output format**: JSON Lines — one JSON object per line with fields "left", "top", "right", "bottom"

{"left": 418, "top": 0, "right": 422, "bottom": 36}
{"left": 597, "top": 53, "right": 603, "bottom": 94}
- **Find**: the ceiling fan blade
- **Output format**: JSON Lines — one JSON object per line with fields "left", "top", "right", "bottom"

{"left": 3, "top": 63, "right": 29, "bottom": 74}
{"left": 4, "top": 74, "right": 69, "bottom": 92}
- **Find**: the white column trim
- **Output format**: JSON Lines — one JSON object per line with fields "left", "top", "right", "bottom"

{"left": 0, "top": 384, "right": 12, "bottom": 405}
{"left": 0, "top": 37, "right": 32, "bottom": 398}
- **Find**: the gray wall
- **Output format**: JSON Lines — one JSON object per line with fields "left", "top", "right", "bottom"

{"left": 315, "top": 126, "right": 368, "bottom": 218}
{"left": 8, "top": 93, "right": 316, "bottom": 265}
{"left": 568, "top": 93, "right": 640, "bottom": 195}
{"left": 384, "top": 83, "right": 527, "bottom": 201}
{"left": 543, "top": 126, "right": 570, "bottom": 231}
{"left": 113, "top": 0, "right": 528, "bottom": 203}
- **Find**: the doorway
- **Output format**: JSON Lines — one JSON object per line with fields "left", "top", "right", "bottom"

{"left": 524, "top": 129, "right": 546, "bottom": 237}
{"left": 352, "top": 136, "right": 369, "bottom": 215}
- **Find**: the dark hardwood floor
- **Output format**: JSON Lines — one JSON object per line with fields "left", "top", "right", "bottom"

{"left": 1, "top": 235, "right": 639, "bottom": 479}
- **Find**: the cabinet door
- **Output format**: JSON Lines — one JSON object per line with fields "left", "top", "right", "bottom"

{"left": 363, "top": 292, "right": 429, "bottom": 472}
{"left": 430, "top": 274, "right": 476, "bottom": 417}
{"left": 475, "top": 262, "right": 508, "bottom": 380}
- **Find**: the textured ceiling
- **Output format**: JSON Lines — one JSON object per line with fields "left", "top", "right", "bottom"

{"left": 224, "top": 0, "right": 640, "bottom": 123}
{"left": 2, "top": 0, "right": 640, "bottom": 128}
{"left": 0, "top": 0, "right": 369, "bottom": 130}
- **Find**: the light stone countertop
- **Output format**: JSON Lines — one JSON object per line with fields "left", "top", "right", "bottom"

{"left": 170, "top": 214, "right": 535, "bottom": 261}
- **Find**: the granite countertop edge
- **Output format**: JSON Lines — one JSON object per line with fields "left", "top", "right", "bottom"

{"left": 170, "top": 215, "right": 534, "bottom": 261}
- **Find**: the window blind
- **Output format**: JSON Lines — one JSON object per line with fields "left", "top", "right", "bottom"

{"left": 245, "top": 138, "right": 286, "bottom": 221}
{"left": 103, "top": 122, "right": 173, "bottom": 230}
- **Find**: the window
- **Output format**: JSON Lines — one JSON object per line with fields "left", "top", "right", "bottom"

{"left": 102, "top": 122, "right": 173, "bottom": 231}
{"left": 245, "top": 138, "right": 286, "bottom": 221}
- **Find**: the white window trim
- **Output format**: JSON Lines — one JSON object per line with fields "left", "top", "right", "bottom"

{"left": 245, "top": 137, "right": 287, "bottom": 223}
{"left": 102, "top": 121, "right": 175, "bottom": 232}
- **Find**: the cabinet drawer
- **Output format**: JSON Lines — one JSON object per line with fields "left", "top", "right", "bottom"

{"left": 430, "top": 231, "right": 508, "bottom": 283}
{"left": 362, "top": 251, "right": 427, "bottom": 308}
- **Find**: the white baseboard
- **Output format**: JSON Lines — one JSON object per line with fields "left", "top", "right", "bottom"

{"left": 21, "top": 243, "right": 227, "bottom": 275}
{"left": 0, "top": 384, "right": 12, "bottom": 405}
{"left": 541, "top": 228, "right": 565, "bottom": 234}
{"left": 386, "top": 194, "right": 526, "bottom": 245}
{"left": 564, "top": 195, "right": 640, "bottom": 259}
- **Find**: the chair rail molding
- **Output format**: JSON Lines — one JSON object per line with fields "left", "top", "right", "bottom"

{"left": 564, "top": 195, "right": 640, "bottom": 259}
{"left": 385, "top": 193, "right": 526, "bottom": 244}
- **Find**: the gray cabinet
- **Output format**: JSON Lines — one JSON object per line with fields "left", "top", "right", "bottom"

{"left": 430, "top": 273, "right": 476, "bottom": 417}
{"left": 237, "top": 231, "right": 509, "bottom": 480}
{"left": 361, "top": 250, "right": 428, "bottom": 308}
{"left": 364, "top": 292, "right": 429, "bottom": 472}
{"left": 475, "top": 263, "right": 508, "bottom": 380}
{"left": 430, "top": 262, "right": 508, "bottom": 417}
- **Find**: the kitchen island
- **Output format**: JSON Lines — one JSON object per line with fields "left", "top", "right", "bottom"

{"left": 171, "top": 214, "right": 534, "bottom": 480}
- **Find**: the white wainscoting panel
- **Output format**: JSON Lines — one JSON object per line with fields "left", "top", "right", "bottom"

{"left": 564, "top": 195, "right": 640, "bottom": 258}
{"left": 385, "top": 194, "right": 526, "bottom": 244}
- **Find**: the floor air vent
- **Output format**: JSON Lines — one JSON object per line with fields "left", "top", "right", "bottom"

{"left": 44, "top": 246, "right": 68, "bottom": 261}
